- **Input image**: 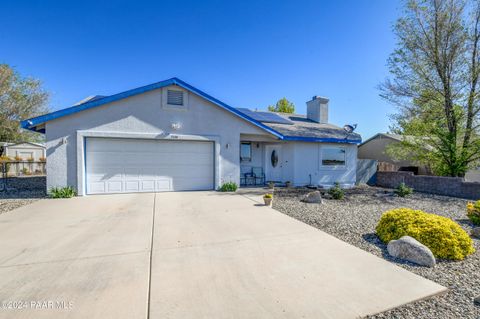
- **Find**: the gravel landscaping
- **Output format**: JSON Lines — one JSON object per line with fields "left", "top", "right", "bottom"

{"left": 0, "top": 176, "right": 46, "bottom": 215}
{"left": 273, "top": 185, "right": 480, "bottom": 319}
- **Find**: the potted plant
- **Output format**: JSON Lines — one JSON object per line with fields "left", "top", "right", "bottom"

{"left": 285, "top": 181, "right": 291, "bottom": 188}
{"left": 267, "top": 181, "right": 275, "bottom": 189}
{"left": 263, "top": 193, "right": 273, "bottom": 206}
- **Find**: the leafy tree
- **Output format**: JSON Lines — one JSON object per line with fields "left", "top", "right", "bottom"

{"left": 267, "top": 97, "right": 295, "bottom": 113}
{"left": 381, "top": 0, "right": 480, "bottom": 177}
{"left": 0, "top": 64, "right": 49, "bottom": 143}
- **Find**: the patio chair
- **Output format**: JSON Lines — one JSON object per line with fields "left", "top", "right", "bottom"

{"left": 240, "top": 166, "right": 252, "bottom": 186}
{"left": 252, "top": 167, "right": 265, "bottom": 186}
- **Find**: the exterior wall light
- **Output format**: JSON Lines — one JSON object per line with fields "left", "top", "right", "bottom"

{"left": 171, "top": 122, "right": 182, "bottom": 130}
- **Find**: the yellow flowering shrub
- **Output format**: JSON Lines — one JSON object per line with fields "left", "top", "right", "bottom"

{"left": 376, "top": 208, "right": 475, "bottom": 260}
{"left": 467, "top": 201, "right": 480, "bottom": 225}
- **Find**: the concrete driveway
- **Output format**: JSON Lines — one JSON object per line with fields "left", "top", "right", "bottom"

{"left": 0, "top": 191, "right": 445, "bottom": 319}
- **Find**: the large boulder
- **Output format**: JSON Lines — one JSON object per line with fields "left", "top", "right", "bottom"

{"left": 301, "top": 191, "right": 323, "bottom": 204}
{"left": 387, "top": 236, "right": 436, "bottom": 267}
{"left": 471, "top": 227, "right": 480, "bottom": 239}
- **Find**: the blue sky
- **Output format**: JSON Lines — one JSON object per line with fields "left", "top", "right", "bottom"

{"left": 1, "top": 0, "right": 400, "bottom": 139}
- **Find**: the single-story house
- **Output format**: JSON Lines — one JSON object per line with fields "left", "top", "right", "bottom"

{"left": 359, "top": 133, "right": 480, "bottom": 182}
{"left": 21, "top": 78, "right": 361, "bottom": 195}
{"left": 0, "top": 141, "right": 46, "bottom": 161}
{"left": 358, "top": 133, "right": 431, "bottom": 174}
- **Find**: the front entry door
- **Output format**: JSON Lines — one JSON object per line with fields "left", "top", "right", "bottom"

{"left": 265, "top": 144, "right": 283, "bottom": 182}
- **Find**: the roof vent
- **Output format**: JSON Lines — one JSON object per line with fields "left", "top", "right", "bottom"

{"left": 167, "top": 90, "right": 184, "bottom": 106}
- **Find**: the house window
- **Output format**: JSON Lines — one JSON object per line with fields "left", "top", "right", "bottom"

{"left": 321, "top": 147, "right": 346, "bottom": 166}
{"left": 167, "top": 90, "right": 184, "bottom": 106}
{"left": 240, "top": 142, "right": 251, "bottom": 161}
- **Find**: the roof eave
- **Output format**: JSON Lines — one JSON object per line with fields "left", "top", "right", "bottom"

{"left": 359, "top": 133, "right": 400, "bottom": 146}
{"left": 282, "top": 135, "right": 362, "bottom": 144}
{"left": 20, "top": 77, "right": 284, "bottom": 139}
{"left": 172, "top": 79, "right": 283, "bottom": 139}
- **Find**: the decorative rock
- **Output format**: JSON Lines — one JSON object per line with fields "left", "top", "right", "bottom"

{"left": 387, "top": 236, "right": 436, "bottom": 267}
{"left": 301, "top": 191, "right": 323, "bottom": 204}
{"left": 474, "top": 295, "right": 480, "bottom": 306}
{"left": 471, "top": 227, "right": 480, "bottom": 239}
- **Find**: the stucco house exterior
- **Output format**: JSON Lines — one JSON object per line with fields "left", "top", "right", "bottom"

{"left": 358, "top": 133, "right": 432, "bottom": 175}
{"left": 21, "top": 78, "right": 361, "bottom": 195}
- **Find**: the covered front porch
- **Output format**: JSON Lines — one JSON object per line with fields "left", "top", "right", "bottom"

{"left": 239, "top": 134, "right": 284, "bottom": 187}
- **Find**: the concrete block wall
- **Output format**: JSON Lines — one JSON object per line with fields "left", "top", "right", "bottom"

{"left": 376, "top": 171, "right": 480, "bottom": 200}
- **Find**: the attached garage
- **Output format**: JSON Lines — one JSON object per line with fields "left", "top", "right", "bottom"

{"left": 85, "top": 138, "right": 214, "bottom": 194}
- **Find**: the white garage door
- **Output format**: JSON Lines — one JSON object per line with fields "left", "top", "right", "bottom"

{"left": 86, "top": 138, "right": 214, "bottom": 194}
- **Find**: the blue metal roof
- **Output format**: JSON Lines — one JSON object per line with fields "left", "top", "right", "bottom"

{"left": 20, "top": 77, "right": 361, "bottom": 144}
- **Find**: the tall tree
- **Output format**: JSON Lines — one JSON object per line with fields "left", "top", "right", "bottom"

{"left": 381, "top": 0, "right": 480, "bottom": 176}
{"left": 267, "top": 97, "right": 295, "bottom": 113}
{"left": 0, "top": 64, "right": 49, "bottom": 143}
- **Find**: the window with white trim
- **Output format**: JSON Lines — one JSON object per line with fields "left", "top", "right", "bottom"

{"left": 321, "top": 147, "right": 346, "bottom": 166}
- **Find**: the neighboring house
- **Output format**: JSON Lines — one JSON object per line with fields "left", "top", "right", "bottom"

{"left": 358, "top": 133, "right": 431, "bottom": 175}
{"left": 0, "top": 142, "right": 46, "bottom": 161}
{"left": 21, "top": 78, "right": 361, "bottom": 195}
{"left": 0, "top": 142, "right": 46, "bottom": 176}
{"left": 359, "top": 133, "right": 480, "bottom": 182}
{"left": 465, "top": 168, "right": 480, "bottom": 183}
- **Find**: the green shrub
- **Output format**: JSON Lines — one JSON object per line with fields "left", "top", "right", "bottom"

{"left": 219, "top": 182, "right": 238, "bottom": 192}
{"left": 376, "top": 208, "right": 474, "bottom": 260}
{"left": 467, "top": 201, "right": 480, "bottom": 225}
{"left": 49, "top": 186, "right": 77, "bottom": 198}
{"left": 328, "top": 182, "right": 345, "bottom": 200}
{"left": 395, "top": 182, "right": 413, "bottom": 197}
{"left": 263, "top": 193, "right": 273, "bottom": 198}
